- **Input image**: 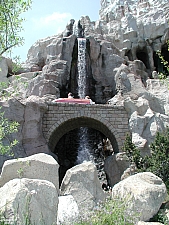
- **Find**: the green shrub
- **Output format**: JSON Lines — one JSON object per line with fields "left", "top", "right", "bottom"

{"left": 0, "top": 107, "right": 19, "bottom": 156}
{"left": 146, "top": 128, "right": 169, "bottom": 184}
{"left": 123, "top": 128, "right": 169, "bottom": 193}
{"left": 122, "top": 133, "right": 145, "bottom": 170}
{"left": 149, "top": 209, "right": 169, "bottom": 224}
{"left": 75, "top": 197, "right": 138, "bottom": 225}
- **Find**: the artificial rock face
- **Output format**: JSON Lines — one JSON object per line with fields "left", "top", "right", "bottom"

{"left": 0, "top": 0, "right": 168, "bottom": 170}
{"left": 15, "top": 0, "right": 168, "bottom": 103}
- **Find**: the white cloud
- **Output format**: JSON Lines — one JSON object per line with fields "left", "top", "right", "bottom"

{"left": 32, "top": 12, "right": 72, "bottom": 28}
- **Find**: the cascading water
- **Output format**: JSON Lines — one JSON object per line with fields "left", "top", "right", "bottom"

{"left": 77, "top": 38, "right": 86, "bottom": 99}
{"left": 73, "top": 21, "right": 79, "bottom": 37}
{"left": 76, "top": 38, "right": 93, "bottom": 164}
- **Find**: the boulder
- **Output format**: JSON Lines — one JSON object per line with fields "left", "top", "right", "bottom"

{"left": 104, "top": 153, "right": 129, "bottom": 187}
{"left": 0, "top": 57, "right": 12, "bottom": 83}
{"left": 0, "top": 153, "right": 59, "bottom": 192}
{"left": 146, "top": 79, "right": 169, "bottom": 115}
{"left": 121, "top": 163, "right": 138, "bottom": 180}
{"left": 60, "top": 161, "right": 106, "bottom": 216}
{"left": 42, "top": 59, "right": 69, "bottom": 87}
{"left": 112, "top": 172, "right": 167, "bottom": 222}
{"left": 0, "top": 178, "right": 58, "bottom": 225}
{"left": 22, "top": 96, "right": 49, "bottom": 155}
{"left": 57, "top": 195, "right": 79, "bottom": 225}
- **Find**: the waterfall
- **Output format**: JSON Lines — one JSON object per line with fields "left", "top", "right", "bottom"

{"left": 76, "top": 127, "right": 93, "bottom": 164}
{"left": 77, "top": 38, "right": 87, "bottom": 99}
{"left": 73, "top": 21, "right": 79, "bottom": 36}
{"left": 76, "top": 38, "right": 93, "bottom": 164}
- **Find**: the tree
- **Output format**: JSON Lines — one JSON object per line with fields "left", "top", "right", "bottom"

{"left": 0, "top": 0, "right": 32, "bottom": 56}
{"left": 147, "top": 128, "right": 169, "bottom": 184}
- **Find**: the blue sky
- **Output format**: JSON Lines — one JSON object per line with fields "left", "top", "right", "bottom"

{"left": 12, "top": 0, "right": 101, "bottom": 62}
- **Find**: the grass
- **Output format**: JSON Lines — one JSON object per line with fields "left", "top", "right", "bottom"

{"left": 75, "top": 196, "right": 139, "bottom": 225}
{"left": 0, "top": 194, "right": 168, "bottom": 225}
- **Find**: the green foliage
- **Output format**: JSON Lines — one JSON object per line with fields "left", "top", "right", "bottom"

{"left": 76, "top": 197, "right": 138, "bottom": 225}
{"left": 0, "top": 82, "right": 9, "bottom": 99}
{"left": 12, "top": 56, "right": 23, "bottom": 74}
{"left": 0, "top": 0, "right": 32, "bottom": 55}
{"left": 0, "top": 107, "right": 19, "bottom": 156}
{"left": 150, "top": 210, "right": 169, "bottom": 224}
{"left": 146, "top": 128, "right": 169, "bottom": 183}
{"left": 156, "top": 40, "right": 169, "bottom": 89}
{"left": 0, "top": 75, "right": 28, "bottom": 100}
{"left": 123, "top": 128, "right": 169, "bottom": 191}
{"left": 122, "top": 133, "right": 144, "bottom": 170}
{"left": 156, "top": 40, "right": 169, "bottom": 76}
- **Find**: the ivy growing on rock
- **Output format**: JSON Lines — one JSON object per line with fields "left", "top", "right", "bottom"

{"left": 156, "top": 40, "right": 169, "bottom": 89}
{"left": 0, "top": 107, "right": 19, "bottom": 156}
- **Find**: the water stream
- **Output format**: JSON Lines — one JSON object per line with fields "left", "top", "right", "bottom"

{"left": 77, "top": 38, "right": 87, "bottom": 99}
{"left": 76, "top": 38, "right": 93, "bottom": 164}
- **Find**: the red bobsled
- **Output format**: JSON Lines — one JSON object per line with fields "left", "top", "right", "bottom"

{"left": 54, "top": 98, "right": 90, "bottom": 104}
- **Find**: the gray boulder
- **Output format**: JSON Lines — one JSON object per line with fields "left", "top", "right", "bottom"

{"left": 112, "top": 172, "right": 167, "bottom": 222}
{"left": 0, "top": 178, "right": 58, "bottom": 225}
{"left": 0, "top": 153, "right": 59, "bottom": 192}
{"left": 57, "top": 195, "right": 79, "bottom": 225}
{"left": 60, "top": 161, "right": 106, "bottom": 216}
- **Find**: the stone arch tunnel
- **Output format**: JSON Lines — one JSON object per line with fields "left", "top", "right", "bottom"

{"left": 42, "top": 102, "right": 129, "bottom": 184}
{"left": 43, "top": 102, "right": 129, "bottom": 151}
{"left": 48, "top": 117, "right": 119, "bottom": 154}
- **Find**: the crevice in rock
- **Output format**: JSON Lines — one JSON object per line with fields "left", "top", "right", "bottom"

{"left": 136, "top": 47, "right": 150, "bottom": 70}
{"left": 125, "top": 50, "right": 133, "bottom": 61}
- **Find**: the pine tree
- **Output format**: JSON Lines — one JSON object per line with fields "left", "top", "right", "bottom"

{"left": 148, "top": 128, "right": 169, "bottom": 183}
{"left": 123, "top": 133, "right": 144, "bottom": 170}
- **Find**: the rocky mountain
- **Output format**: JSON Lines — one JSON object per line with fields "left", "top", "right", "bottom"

{"left": 0, "top": 0, "right": 168, "bottom": 178}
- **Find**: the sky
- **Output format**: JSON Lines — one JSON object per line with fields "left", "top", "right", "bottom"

{"left": 12, "top": 0, "right": 101, "bottom": 62}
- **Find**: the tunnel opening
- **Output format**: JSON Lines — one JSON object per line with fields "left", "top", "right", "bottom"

{"left": 48, "top": 117, "right": 119, "bottom": 187}
{"left": 125, "top": 50, "right": 133, "bottom": 61}
{"left": 54, "top": 127, "right": 113, "bottom": 186}
{"left": 136, "top": 48, "right": 150, "bottom": 69}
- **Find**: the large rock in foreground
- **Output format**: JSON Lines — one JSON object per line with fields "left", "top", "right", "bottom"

{"left": 57, "top": 195, "right": 79, "bottom": 225}
{"left": 112, "top": 172, "right": 167, "bottom": 222}
{"left": 0, "top": 153, "right": 59, "bottom": 192}
{"left": 60, "top": 161, "right": 106, "bottom": 216}
{"left": 0, "top": 178, "right": 58, "bottom": 225}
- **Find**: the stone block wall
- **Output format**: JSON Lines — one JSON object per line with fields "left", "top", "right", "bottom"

{"left": 42, "top": 103, "right": 129, "bottom": 153}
